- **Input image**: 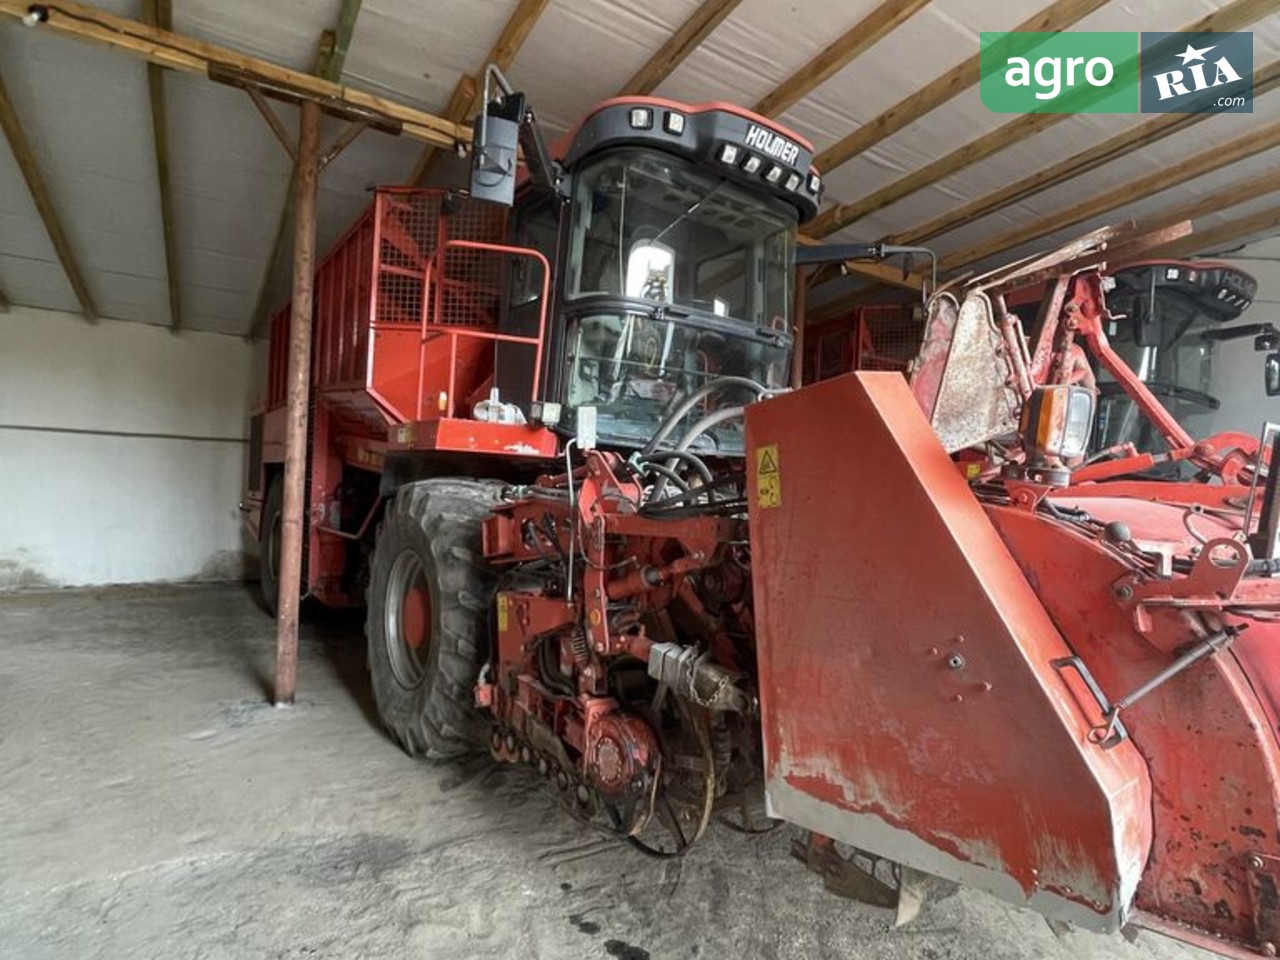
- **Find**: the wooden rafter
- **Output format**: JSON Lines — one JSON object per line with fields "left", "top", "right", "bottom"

{"left": 0, "top": 0, "right": 465, "bottom": 147}
{"left": 890, "top": 58, "right": 1280, "bottom": 247}
{"left": 408, "top": 0, "right": 734, "bottom": 183}
{"left": 808, "top": 0, "right": 1280, "bottom": 241}
{"left": 1151, "top": 202, "right": 1280, "bottom": 260}
{"left": 796, "top": 235, "right": 927, "bottom": 294}
{"left": 810, "top": 0, "right": 1110, "bottom": 177}
{"left": 809, "top": 0, "right": 1279, "bottom": 239}
{"left": 808, "top": 110, "right": 1063, "bottom": 238}
{"left": 141, "top": 0, "right": 182, "bottom": 331}
{"left": 0, "top": 61, "right": 97, "bottom": 320}
{"left": 834, "top": 260, "right": 927, "bottom": 293}
{"left": 812, "top": 167, "right": 1280, "bottom": 317}
{"left": 941, "top": 121, "right": 1280, "bottom": 272}
{"left": 754, "top": 0, "right": 931, "bottom": 118}
{"left": 619, "top": 0, "right": 743, "bottom": 96}
{"left": 409, "top": 0, "right": 548, "bottom": 185}
{"left": 248, "top": 0, "right": 364, "bottom": 338}
{"left": 407, "top": 76, "right": 477, "bottom": 184}
{"left": 1141, "top": 168, "right": 1280, "bottom": 237}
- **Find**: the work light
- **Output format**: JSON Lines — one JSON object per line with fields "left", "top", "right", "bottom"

{"left": 1020, "top": 384, "right": 1095, "bottom": 461}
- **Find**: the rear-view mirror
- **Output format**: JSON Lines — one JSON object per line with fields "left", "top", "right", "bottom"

{"left": 1266, "top": 352, "right": 1280, "bottom": 397}
{"left": 469, "top": 101, "right": 519, "bottom": 207}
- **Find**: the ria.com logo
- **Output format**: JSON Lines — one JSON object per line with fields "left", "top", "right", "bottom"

{"left": 979, "top": 31, "right": 1253, "bottom": 113}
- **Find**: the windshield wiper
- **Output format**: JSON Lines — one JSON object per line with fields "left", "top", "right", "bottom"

{"left": 651, "top": 180, "right": 728, "bottom": 247}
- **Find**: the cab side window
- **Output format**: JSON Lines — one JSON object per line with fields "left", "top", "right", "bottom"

{"left": 511, "top": 197, "right": 559, "bottom": 305}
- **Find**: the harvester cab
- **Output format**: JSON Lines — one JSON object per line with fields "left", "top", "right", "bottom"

{"left": 468, "top": 66, "right": 822, "bottom": 453}
{"left": 1092, "top": 259, "right": 1263, "bottom": 460}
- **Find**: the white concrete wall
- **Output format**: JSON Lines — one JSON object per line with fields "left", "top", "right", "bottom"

{"left": 0, "top": 306, "right": 257, "bottom": 589}
{"left": 1210, "top": 238, "right": 1280, "bottom": 437}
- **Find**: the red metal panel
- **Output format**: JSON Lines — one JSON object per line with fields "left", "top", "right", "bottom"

{"left": 323, "top": 249, "right": 336, "bottom": 384}
{"left": 746, "top": 372, "right": 1152, "bottom": 931}
{"left": 389, "top": 418, "right": 559, "bottom": 458}
{"left": 339, "top": 239, "right": 351, "bottom": 383}
{"left": 993, "top": 493, "right": 1280, "bottom": 951}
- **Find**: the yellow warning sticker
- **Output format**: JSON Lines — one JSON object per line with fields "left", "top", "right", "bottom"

{"left": 497, "top": 594, "right": 509, "bottom": 633}
{"left": 756, "top": 444, "right": 781, "bottom": 509}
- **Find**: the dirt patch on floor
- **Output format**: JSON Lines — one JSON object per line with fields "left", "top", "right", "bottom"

{"left": 0, "top": 585, "right": 1208, "bottom": 960}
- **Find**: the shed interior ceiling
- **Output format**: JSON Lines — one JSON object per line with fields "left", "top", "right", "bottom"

{"left": 0, "top": 0, "right": 1277, "bottom": 335}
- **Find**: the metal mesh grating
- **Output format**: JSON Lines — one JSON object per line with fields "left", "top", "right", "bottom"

{"left": 861, "top": 306, "right": 924, "bottom": 371}
{"left": 373, "top": 191, "right": 508, "bottom": 328}
{"left": 804, "top": 304, "right": 925, "bottom": 383}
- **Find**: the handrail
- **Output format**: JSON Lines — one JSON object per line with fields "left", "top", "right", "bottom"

{"left": 415, "top": 239, "right": 551, "bottom": 420}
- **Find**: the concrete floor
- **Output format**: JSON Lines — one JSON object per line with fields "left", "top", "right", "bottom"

{"left": 0, "top": 583, "right": 1209, "bottom": 960}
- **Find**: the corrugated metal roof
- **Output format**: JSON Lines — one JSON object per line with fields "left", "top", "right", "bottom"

{"left": 0, "top": 0, "right": 1276, "bottom": 335}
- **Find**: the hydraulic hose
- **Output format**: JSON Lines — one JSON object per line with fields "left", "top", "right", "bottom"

{"left": 672, "top": 406, "right": 746, "bottom": 453}
{"left": 650, "top": 406, "right": 747, "bottom": 503}
{"left": 642, "top": 377, "right": 769, "bottom": 455}
{"left": 633, "top": 449, "right": 714, "bottom": 487}
{"left": 638, "top": 461, "right": 691, "bottom": 500}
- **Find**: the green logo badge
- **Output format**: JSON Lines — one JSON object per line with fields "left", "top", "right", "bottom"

{"left": 980, "top": 32, "right": 1139, "bottom": 113}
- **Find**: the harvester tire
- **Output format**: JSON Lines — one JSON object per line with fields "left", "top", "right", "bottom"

{"left": 365, "top": 478, "right": 503, "bottom": 759}
{"left": 259, "top": 475, "right": 283, "bottom": 616}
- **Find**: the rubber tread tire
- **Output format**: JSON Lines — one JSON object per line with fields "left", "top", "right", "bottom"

{"left": 365, "top": 478, "right": 503, "bottom": 759}
{"left": 259, "top": 476, "right": 283, "bottom": 617}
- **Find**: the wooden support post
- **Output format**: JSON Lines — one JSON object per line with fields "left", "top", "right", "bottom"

{"left": 142, "top": 0, "right": 181, "bottom": 331}
{"left": 274, "top": 99, "right": 321, "bottom": 707}
{"left": 247, "top": 1, "right": 364, "bottom": 338}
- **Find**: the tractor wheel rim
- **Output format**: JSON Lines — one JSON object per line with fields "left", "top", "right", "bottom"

{"left": 386, "top": 549, "right": 431, "bottom": 689}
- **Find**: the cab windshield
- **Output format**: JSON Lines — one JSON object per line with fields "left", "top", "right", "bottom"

{"left": 567, "top": 149, "right": 794, "bottom": 323}
{"left": 1094, "top": 317, "right": 1219, "bottom": 456}
{"left": 562, "top": 149, "right": 795, "bottom": 451}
